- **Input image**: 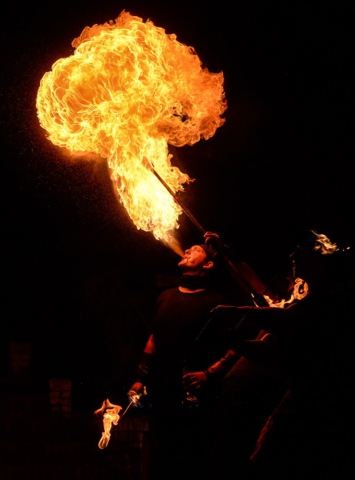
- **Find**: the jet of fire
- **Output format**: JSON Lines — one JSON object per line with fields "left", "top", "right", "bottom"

{"left": 36, "top": 11, "right": 227, "bottom": 241}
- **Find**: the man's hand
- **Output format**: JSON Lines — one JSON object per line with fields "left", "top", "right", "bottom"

{"left": 128, "top": 383, "right": 153, "bottom": 410}
{"left": 204, "top": 231, "right": 223, "bottom": 250}
{"left": 128, "top": 382, "right": 144, "bottom": 407}
{"left": 182, "top": 371, "right": 208, "bottom": 391}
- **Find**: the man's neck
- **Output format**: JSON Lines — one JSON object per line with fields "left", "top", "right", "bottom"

{"left": 178, "top": 274, "right": 210, "bottom": 292}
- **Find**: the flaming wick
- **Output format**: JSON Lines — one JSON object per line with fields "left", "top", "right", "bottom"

{"left": 264, "top": 277, "right": 309, "bottom": 308}
{"left": 94, "top": 399, "right": 123, "bottom": 449}
{"left": 312, "top": 231, "right": 339, "bottom": 255}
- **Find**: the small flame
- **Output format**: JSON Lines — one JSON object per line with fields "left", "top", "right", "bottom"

{"left": 36, "top": 11, "right": 227, "bottom": 241}
{"left": 264, "top": 277, "right": 309, "bottom": 308}
{"left": 94, "top": 398, "right": 122, "bottom": 449}
{"left": 312, "top": 231, "right": 338, "bottom": 255}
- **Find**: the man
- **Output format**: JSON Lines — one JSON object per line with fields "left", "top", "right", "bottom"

{"left": 128, "top": 243, "right": 237, "bottom": 480}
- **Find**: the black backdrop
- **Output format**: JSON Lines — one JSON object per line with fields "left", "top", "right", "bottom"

{"left": 1, "top": 1, "right": 353, "bottom": 403}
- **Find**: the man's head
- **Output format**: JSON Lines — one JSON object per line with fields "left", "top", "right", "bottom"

{"left": 178, "top": 244, "right": 215, "bottom": 276}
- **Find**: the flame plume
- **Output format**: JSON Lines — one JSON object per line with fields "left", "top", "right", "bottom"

{"left": 36, "top": 11, "right": 227, "bottom": 241}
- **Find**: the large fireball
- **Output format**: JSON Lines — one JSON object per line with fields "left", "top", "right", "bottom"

{"left": 36, "top": 11, "right": 227, "bottom": 240}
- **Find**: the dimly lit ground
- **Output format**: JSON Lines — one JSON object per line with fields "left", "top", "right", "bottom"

{"left": 1, "top": 1, "right": 353, "bottom": 478}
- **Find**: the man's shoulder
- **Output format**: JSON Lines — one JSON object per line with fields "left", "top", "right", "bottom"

{"left": 156, "top": 286, "right": 180, "bottom": 301}
{"left": 205, "top": 288, "right": 234, "bottom": 308}
{"left": 155, "top": 286, "right": 228, "bottom": 303}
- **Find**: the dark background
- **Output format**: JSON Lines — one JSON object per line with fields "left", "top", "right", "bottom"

{"left": 1, "top": 1, "right": 353, "bottom": 406}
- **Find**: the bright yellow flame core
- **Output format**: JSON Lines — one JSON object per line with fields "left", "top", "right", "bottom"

{"left": 36, "top": 11, "right": 227, "bottom": 240}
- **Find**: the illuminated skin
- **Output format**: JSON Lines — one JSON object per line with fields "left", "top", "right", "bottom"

{"left": 178, "top": 245, "right": 214, "bottom": 278}
{"left": 130, "top": 245, "right": 214, "bottom": 395}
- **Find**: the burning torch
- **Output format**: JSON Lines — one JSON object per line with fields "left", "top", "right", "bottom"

{"left": 94, "top": 395, "right": 140, "bottom": 449}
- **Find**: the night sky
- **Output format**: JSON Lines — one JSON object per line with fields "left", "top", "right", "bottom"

{"left": 1, "top": 1, "right": 353, "bottom": 400}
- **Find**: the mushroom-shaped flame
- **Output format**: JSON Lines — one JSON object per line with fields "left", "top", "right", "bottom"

{"left": 36, "top": 11, "right": 227, "bottom": 240}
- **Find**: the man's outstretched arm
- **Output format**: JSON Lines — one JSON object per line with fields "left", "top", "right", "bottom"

{"left": 130, "top": 334, "right": 155, "bottom": 395}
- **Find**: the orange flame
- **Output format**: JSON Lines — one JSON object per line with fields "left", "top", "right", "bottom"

{"left": 94, "top": 398, "right": 122, "bottom": 449}
{"left": 312, "top": 231, "right": 338, "bottom": 255}
{"left": 36, "top": 11, "right": 227, "bottom": 241}
{"left": 264, "top": 277, "right": 309, "bottom": 308}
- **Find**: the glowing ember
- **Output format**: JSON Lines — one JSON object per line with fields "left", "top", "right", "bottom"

{"left": 94, "top": 398, "right": 122, "bottom": 449}
{"left": 36, "top": 11, "right": 227, "bottom": 241}
{"left": 312, "top": 231, "right": 338, "bottom": 255}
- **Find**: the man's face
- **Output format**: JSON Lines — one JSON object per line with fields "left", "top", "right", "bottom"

{"left": 178, "top": 245, "right": 211, "bottom": 274}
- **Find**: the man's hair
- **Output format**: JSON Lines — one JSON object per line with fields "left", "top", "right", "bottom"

{"left": 198, "top": 244, "right": 216, "bottom": 262}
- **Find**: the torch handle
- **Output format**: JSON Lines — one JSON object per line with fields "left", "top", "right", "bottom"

{"left": 120, "top": 401, "right": 133, "bottom": 419}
